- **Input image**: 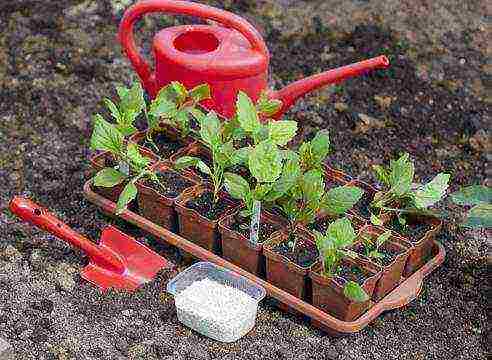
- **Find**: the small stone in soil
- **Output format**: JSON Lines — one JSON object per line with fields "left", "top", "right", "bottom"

{"left": 143, "top": 132, "right": 186, "bottom": 158}
{"left": 145, "top": 170, "right": 194, "bottom": 199}
{"left": 186, "top": 191, "right": 231, "bottom": 221}
{"left": 273, "top": 236, "right": 319, "bottom": 268}
{"left": 230, "top": 214, "right": 281, "bottom": 243}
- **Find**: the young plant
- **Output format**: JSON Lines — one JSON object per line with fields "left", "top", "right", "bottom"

{"left": 449, "top": 185, "right": 492, "bottom": 229}
{"left": 233, "top": 91, "right": 297, "bottom": 146}
{"left": 100, "top": 81, "right": 146, "bottom": 136}
{"left": 173, "top": 111, "right": 245, "bottom": 203}
{"left": 90, "top": 115, "right": 160, "bottom": 214}
{"left": 360, "top": 230, "right": 392, "bottom": 262}
{"left": 145, "top": 81, "right": 210, "bottom": 143}
{"left": 371, "top": 153, "right": 450, "bottom": 225}
{"left": 313, "top": 217, "right": 369, "bottom": 302}
{"left": 274, "top": 133, "right": 363, "bottom": 250}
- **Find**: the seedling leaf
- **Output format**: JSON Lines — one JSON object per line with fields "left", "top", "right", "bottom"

{"left": 389, "top": 153, "right": 414, "bottom": 196}
{"left": 343, "top": 281, "right": 369, "bottom": 302}
{"left": 450, "top": 185, "right": 492, "bottom": 206}
{"left": 115, "top": 182, "right": 137, "bottom": 215}
{"left": 236, "top": 91, "right": 261, "bottom": 133}
{"left": 413, "top": 173, "right": 450, "bottom": 209}
{"left": 224, "top": 173, "right": 250, "bottom": 200}
{"left": 327, "top": 217, "right": 356, "bottom": 248}
{"left": 463, "top": 204, "right": 492, "bottom": 229}
{"left": 267, "top": 120, "right": 298, "bottom": 146}
{"left": 189, "top": 84, "right": 211, "bottom": 102}
{"left": 93, "top": 168, "right": 126, "bottom": 188}
{"left": 90, "top": 114, "right": 124, "bottom": 154}
{"left": 322, "top": 186, "right": 363, "bottom": 215}
{"left": 249, "top": 140, "right": 282, "bottom": 183}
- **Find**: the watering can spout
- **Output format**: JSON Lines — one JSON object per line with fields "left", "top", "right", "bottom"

{"left": 271, "top": 55, "right": 389, "bottom": 119}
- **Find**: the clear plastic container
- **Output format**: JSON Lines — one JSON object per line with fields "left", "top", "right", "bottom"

{"left": 166, "top": 261, "right": 266, "bottom": 342}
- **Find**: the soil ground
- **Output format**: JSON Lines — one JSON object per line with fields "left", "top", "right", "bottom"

{"left": 0, "top": 1, "right": 489, "bottom": 359}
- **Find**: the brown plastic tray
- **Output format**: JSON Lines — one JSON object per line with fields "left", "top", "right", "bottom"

{"left": 83, "top": 180, "right": 445, "bottom": 335}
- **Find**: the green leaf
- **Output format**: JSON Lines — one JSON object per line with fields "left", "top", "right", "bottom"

{"left": 175, "top": 109, "right": 190, "bottom": 136}
{"left": 268, "top": 120, "right": 298, "bottom": 146}
{"left": 170, "top": 81, "right": 188, "bottom": 104}
{"left": 149, "top": 97, "right": 177, "bottom": 120}
{"left": 248, "top": 140, "right": 283, "bottom": 183}
{"left": 119, "top": 81, "right": 145, "bottom": 124}
{"left": 376, "top": 230, "right": 391, "bottom": 248}
{"left": 126, "top": 143, "right": 150, "bottom": 170}
{"left": 104, "top": 98, "right": 121, "bottom": 122}
{"left": 189, "top": 84, "right": 211, "bottom": 102}
{"left": 300, "top": 170, "right": 324, "bottom": 204}
{"left": 200, "top": 111, "right": 221, "bottom": 148}
{"left": 343, "top": 281, "right": 369, "bottom": 302}
{"left": 322, "top": 186, "right": 363, "bottom": 215}
{"left": 327, "top": 217, "right": 356, "bottom": 248}
{"left": 252, "top": 183, "right": 273, "bottom": 200}
{"left": 224, "top": 173, "right": 250, "bottom": 200}
{"left": 196, "top": 160, "right": 212, "bottom": 176}
{"left": 90, "top": 114, "right": 124, "bottom": 154}
{"left": 389, "top": 153, "right": 414, "bottom": 196}
{"left": 222, "top": 115, "right": 244, "bottom": 142}
{"left": 236, "top": 91, "right": 261, "bottom": 133}
{"left": 368, "top": 250, "right": 384, "bottom": 259}
{"left": 115, "top": 123, "right": 138, "bottom": 137}
{"left": 230, "top": 147, "right": 251, "bottom": 166}
{"left": 215, "top": 141, "right": 235, "bottom": 167}
{"left": 174, "top": 156, "right": 200, "bottom": 170}
{"left": 188, "top": 107, "right": 206, "bottom": 126}
{"left": 370, "top": 213, "right": 382, "bottom": 225}
{"left": 463, "top": 203, "right": 492, "bottom": 229}
{"left": 372, "top": 164, "right": 390, "bottom": 186}
{"left": 258, "top": 99, "right": 282, "bottom": 117}
{"left": 93, "top": 168, "right": 126, "bottom": 188}
{"left": 310, "top": 130, "right": 330, "bottom": 164}
{"left": 115, "top": 182, "right": 137, "bottom": 215}
{"left": 450, "top": 185, "right": 492, "bottom": 206}
{"left": 413, "top": 173, "right": 450, "bottom": 209}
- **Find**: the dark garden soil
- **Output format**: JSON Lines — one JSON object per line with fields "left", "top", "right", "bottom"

{"left": 309, "top": 216, "right": 337, "bottom": 233}
{"left": 272, "top": 236, "right": 319, "bottom": 268}
{"left": 0, "top": 0, "right": 488, "bottom": 359}
{"left": 353, "top": 243, "right": 402, "bottom": 267}
{"left": 142, "top": 132, "right": 187, "bottom": 158}
{"left": 388, "top": 217, "right": 432, "bottom": 242}
{"left": 353, "top": 191, "right": 374, "bottom": 219}
{"left": 337, "top": 264, "right": 370, "bottom": 286}
{"left": 230, "top": 213, "right": 281, "bottom": 243}
{"left": 144, "top": 170, "right": 194, "bottom": 199}
{"left": 185, "top": 191, "right": 230, "bottom": 221}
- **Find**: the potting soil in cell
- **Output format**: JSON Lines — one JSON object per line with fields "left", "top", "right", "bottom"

{"left": 174, "top": 278, "right": 258, "bottom": 342}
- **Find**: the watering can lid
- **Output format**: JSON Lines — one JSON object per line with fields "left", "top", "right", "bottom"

{"left": 154, "top": 25, "right": 269, "bottom": 79}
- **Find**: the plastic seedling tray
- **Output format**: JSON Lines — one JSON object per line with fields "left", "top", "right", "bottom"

{"left": 84, "top": 180, "right": 445, "bottom": 336}
{"left": 167, "top": 262, "right": 265, "bottom": 342}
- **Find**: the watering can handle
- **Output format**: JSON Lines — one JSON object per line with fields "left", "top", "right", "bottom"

{"left": 9, "top": 197, "right": 124, "bottom": 273}
{"left": 119, "top": 0, "right": 269, "bottom": 97}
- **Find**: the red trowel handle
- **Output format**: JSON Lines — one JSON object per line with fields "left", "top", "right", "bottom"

{"left": 9, "top": 197, "right": 124, "bottom": 273}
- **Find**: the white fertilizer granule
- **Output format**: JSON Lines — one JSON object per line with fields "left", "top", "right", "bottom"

{"left": 174, "top": 278, "right": 258, "bottom": 342}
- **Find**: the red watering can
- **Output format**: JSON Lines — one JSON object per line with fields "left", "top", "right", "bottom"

{"left": 119, "top": 0, "right": 389, "bottom": 119}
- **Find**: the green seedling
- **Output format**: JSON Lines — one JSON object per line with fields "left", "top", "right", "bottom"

{"left": 313, "top": 217, "right": 369, "bottom": 302}
{"left": 90, "top": 115, "right": 162, "bottom": 214}
{"left": 145, "top": 81, "right": 211, "bottom": 150}
{"left": 233, "top": 91, "right": 296, "bottom": 146}
{"left": 359, "top": 230, "right": 392, "bottom": 262}
{"left": 174, "top": 111, "right": 246, "bottom": 203}
{"left": 101, "top": 81, "right": 146, "bottom": 137}
{"left": 370, "top": 153, "right": 450, "bottom": 225}
{"left": 449, "top": 185, "right": 492, "bottom": 229}
{"left": 276, "top": 145, "right": 363, "bottom": 250}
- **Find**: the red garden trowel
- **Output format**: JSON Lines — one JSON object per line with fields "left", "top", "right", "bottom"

{"left": 9, "top": 197, "right": 172, "bottom": 291}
